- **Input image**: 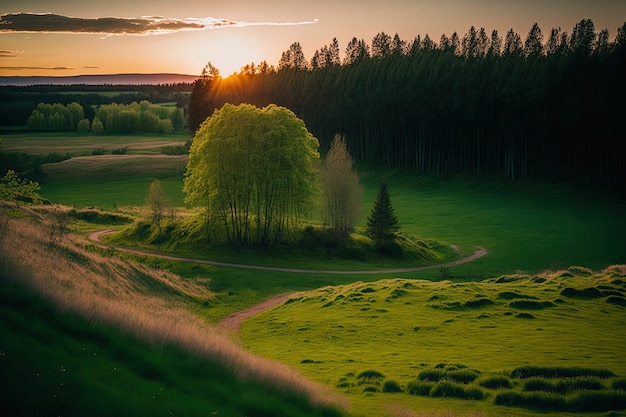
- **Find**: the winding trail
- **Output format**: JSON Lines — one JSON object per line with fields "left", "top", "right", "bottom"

{"left": 88, "top": 230, "right": 487, "bottom": 331}
{"left": 88, "top": 229, "right": 487, "bottom": 275}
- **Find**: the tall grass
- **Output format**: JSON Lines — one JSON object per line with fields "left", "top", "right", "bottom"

{"left": 0, "top": 204, "right": 347, "bottom": 412}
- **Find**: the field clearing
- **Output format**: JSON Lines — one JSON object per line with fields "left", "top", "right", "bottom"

{"left": 241, "top": 271, "right": 626, "bottom": 416}
{"left": 1, "top": 133, "right": 187, "bottom": 155}
{"left": 40, "top": 154, "right": 186, "bottom": 208}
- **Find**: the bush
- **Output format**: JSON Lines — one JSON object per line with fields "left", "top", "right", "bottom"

{"left": 418, "top": 369, "right": 446, "bottom": 382}
{"left": 357, "top": 370, "right": 385, "bottom": 384}
{"left": 464, "top": 298, "right": 494, "bottom": 308}
{"left": 448, "top": 369, "right": 480, "bottom": 384}
{"left": 161, "top": 145, "right": 187, "bottom": 155}
{"left": 555, "top": 377, "right": 604, "bottom": 394}
{"left": 111, "top": 147, "right": 128, "bottom": 155}
{"left": 523, "top": 378, "right": 554, "bottom": 392}
{"left": 613, "top": 378, "right": 626, "bottom": 391}
{"left": 382, "top": 380, "right": 403, "bottom": 393}
{"left": 570, "top": 391, "right": 626, "bottom": 411}
{"left": 511, "top": 366, "right": 616, "bottom": 379}
{"left": 406, "top": 380, "right": 433, "bottom": 396}
{"left": 479, "top": 376, "right": 512, "bottom": 389}
{"left": 430, "top": 381, "right": 483, "bottom": 400}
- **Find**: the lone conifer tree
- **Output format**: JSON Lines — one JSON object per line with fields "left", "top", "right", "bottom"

{"left": 366, "top": 182, "right": 400, "bottom": 245}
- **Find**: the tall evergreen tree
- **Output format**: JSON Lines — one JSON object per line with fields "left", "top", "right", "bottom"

{"left": 366, "top": 182, "right": 400, "bottom": 245}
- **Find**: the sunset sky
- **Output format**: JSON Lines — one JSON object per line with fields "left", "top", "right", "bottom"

{"left": 1, "top": 0, "right": 625, "bottom": 77}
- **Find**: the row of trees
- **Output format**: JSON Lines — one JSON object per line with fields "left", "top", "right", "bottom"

{"left": 26, "top": 102, "right": 86, "bottom": 131}
{"left": 95, "top": 101, "right": 185, "bottom": 134}
{"left": 25, "top": 100, "right": 186, "bottom": 134}
{"left": 0, "top": 84, "right": 193, "bottom": 127}
{"left": 189, "top": 19, "right": 626, "bottom": 185}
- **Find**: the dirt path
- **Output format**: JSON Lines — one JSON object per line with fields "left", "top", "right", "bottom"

{"left": 88, "top": 229, "right": 488, "bottom": 332}
{"left": 88, "top": 229, "right": 487, "bottom": 275}
{"left": 216, "top": 292, "right": 303, "bottom": 332}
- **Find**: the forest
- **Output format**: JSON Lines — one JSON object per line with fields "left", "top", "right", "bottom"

{"left": 189, "top": 19, "right": 626, "bottom": 186}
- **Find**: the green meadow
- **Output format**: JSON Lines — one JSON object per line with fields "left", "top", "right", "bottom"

{"left": 241, "top": 271, "right": 626, "bottom": 416}
{"left": 2, "top": 133, "right": 626, "bottom": 417}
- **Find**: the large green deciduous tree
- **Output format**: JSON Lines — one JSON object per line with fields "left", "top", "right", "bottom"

{"left": 184, "top": 103, "right": 320, "bottom": 246}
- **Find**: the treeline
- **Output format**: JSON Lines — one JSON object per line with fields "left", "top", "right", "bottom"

{"left": 189, "top": 19, "right": 626, "bottom": 185}
{"left": 25, "top": 100, "right": 186, "bottom": 134}
{"left": 94, "top": 101, "right": 186, "bottom": 134}
{"left": 0, "top": 83, "right": 192, "bottom": 127}
{"left": 26, "top": 102, "right": 86, "bottom": 131}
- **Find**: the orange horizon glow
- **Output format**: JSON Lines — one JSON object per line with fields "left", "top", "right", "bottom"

{"left": 1, "top": 1, "right": 625, "bottom": 77}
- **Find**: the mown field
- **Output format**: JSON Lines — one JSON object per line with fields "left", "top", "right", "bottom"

{"left": 2, "top": 132, "right": 626, "bottom": 417}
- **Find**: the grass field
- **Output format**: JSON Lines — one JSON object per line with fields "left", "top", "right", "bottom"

{"left": 0, "top": 208, "right": 345, "bottom": 417}
{"left": 241, "top": 270, "right": 626, "bottom": 416}
{"left": 1, "top": 132, "right": 187, "bottom": 155}
{"left": 3, "top": 132, "right": 626, "bottom": 417}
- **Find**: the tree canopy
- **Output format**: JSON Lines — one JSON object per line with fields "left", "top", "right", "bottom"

{"left": 183, "top": 103, "right": 320, "bottom": 246}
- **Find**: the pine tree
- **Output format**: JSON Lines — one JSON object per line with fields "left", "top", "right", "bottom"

{"left": 366, "top": 182, "right": 400, "bottom": 245}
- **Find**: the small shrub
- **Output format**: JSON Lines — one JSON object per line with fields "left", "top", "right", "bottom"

{"left": 569, "top": 391, "right": 626, "bottom": 412}
{"left": 430, "top": 381, "right": 483, "bottom": 399}
{"left": 606, "top": 296, "right": 626, "bottom": 307}
{"left": 555, "top": 377, "right": 604, "bottom": 394}
{"left": 515, "top": 313, "right": 535, "bottom": 319}
{"left": 357, "top": 370, "right": 385, "bottom": 384}
{"left": 494, "top": 391, "right": 525, "bottom": 407}
{"left": 91, "top": 148, "right": 106, "bottom": 155}
{"left": 161, "top": 145, "right": 187, "bottom": 155}
{"left": 406, "top": 380, "right": 433, "bottom": 396}
{"left": 363, "top": 385, "right": 378, "bottom": 393}
{"left": 382, "top": 380, "right": 403, "bottom": 393}
{"left": 111, "top": 147, "right": 128, "bottom": 155}
{"left": 560, "top": 287, "right": 604, "bottom": 299}
{"left": 465, "top": 387, "right": 486, "bottom": 400}
{"left": 613, "top": 378, "right": 626, "bottom": 391}
{"left": 511, "top": 366, "right": 616, "bottom": 379}
{"left": 464, "top": 298, "right": 494, "bottom": 308}
{"left": 509, "top": 300, "right": 554, "bottom": 310}
{"left": 448, "top": 369, "right": 480, "bottom": 384}
{"left": 495, "top": 391, "right": 567, "bottom": 411}
{"left": 418, "top": 369, "right": 446, "bottom": 382}
{"left": 523, "top": 378, "right": 554, "bottom": 392}
{"left": 479, "top": 376, "right": 512, "bottom": 389}
{"left": 498, "top": 291, "right": 536, "bottom": 300}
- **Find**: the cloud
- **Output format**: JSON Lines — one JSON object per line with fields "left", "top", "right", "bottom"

{"left": 0, "top": 66, "right": 74, "bottom": 71}
{"left": 0, "top": 13, "right": 319, "bottom": 36}
{"left": 0, "top": 49, "right": 23, "bottom": 57}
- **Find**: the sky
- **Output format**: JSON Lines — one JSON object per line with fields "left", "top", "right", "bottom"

{"left": 1, "top": 0, "right": 625, "bottom": 77}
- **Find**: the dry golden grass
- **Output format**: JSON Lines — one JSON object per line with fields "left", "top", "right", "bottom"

{"left": 0, "top": 202, "right": 347, "bottom": 411}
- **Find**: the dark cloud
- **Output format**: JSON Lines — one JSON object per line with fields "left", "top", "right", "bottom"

{"left": 0, "top": 13, "right": 318, "bottom": 35}
{"left": 0, "top": 50, "right": 22, "bottom": 57}
{"left": 0, "top": 66, "right": 74, "bottom": 71}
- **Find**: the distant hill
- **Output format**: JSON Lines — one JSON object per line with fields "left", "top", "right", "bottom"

{"left": 0, "top": 73, "right": 199, "bottom": 86}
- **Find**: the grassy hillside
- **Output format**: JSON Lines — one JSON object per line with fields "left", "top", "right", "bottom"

{"left": 241, "top": 269, "right": 626, "bottom": 416}
{"left": 0, "top": 205, "right": 346, "bottom": 417}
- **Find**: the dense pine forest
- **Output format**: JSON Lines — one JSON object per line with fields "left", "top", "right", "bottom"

{"left": 189, "top": 19, "right": 626, "bottom": 186}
